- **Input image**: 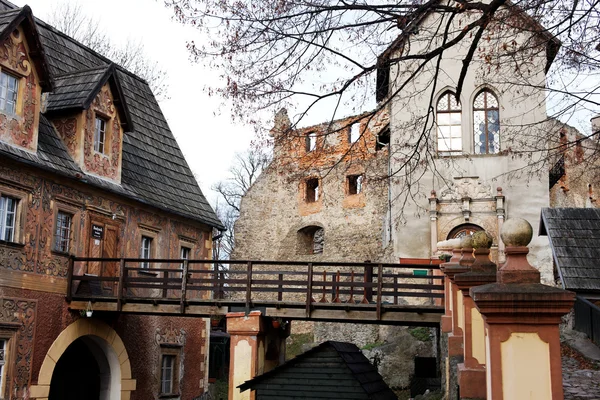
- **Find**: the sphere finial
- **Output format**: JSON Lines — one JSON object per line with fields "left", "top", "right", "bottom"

{"left": 472, "top": 231, "right": 493, "bottom": 249}
{"left": 501, "top": 218, "right": 533, "bottom": 247}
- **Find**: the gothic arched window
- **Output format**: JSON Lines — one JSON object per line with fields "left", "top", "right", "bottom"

{"left": 436, "top": 92, "right": 462, "bottom": 155}
{"left": 473, "top": 90, "right": 500, "bottom": 154}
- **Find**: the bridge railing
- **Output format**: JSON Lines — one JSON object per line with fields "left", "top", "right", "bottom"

{"left": 66, "top": 258, "right": 444, "bottom": 319}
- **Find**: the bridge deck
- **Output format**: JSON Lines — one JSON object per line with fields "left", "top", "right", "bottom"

{"left": 67, "top": 258, "right": 445, "bottom": 326}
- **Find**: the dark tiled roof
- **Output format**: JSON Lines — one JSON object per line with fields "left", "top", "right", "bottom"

{"left": 46, "top": 65, "right": 111, "bottom": 112}
{"left": 540, "top": 208, "right": 600, "bottom": 292}
{"left": 0, "top": 6, "right": 19, "bottom": 32}
{"left": 0, "top": 1, "right": 223, "bottom": 229}
{"left": 239, "top": 341, "right": 397, "bottom": 400}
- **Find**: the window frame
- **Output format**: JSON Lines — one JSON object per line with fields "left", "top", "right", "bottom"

{"left": 0, "top": 325, "right": 19, "bottom": 400}
{"left": 0, "top": 70, "right": 20, "bottom": 115}
{"left": 436, "top": 91, "right": 463, "bottom": 156}
{"left": 53, "top": 211, "right": 73, "bottom": 254}
{"left": 305, "top": 132, "right": 317, "bottom": 152}
{"left": 0, "top": 187, "right": 25, "bottom": 245}
{"left": 159, "top": 346, "right": 181, "bottom": 398}
{"left": 140, "top": 235, "right": 153, "bottom": 269}
{"left": 473, "top": 89, "right": 500, "bottom": 155}
{"left": 94, "top": 116, "right": 107, "bottom": 154}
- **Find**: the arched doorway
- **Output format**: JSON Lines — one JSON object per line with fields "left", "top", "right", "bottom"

{"left": 29, "top": 318, "right": 136, "bottom": 400}
{"left": 447, "top": 223, "right": 484, "bottom": 240}
{"left": 49, "top": 337, "right": 102, "bottom": 400}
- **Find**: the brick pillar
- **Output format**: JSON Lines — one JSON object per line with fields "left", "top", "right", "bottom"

{"left": 455, "top": 232, "right": 497, "bottom": 400}
{"left": 471, "top": 218, "right": 574, "bottom": 400}
{"left": 227, "top": 312, "right": 290, "bottom": 400}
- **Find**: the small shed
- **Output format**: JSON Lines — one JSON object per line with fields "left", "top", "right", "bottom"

{"left": 539, "top": 207, "right": 600, "bottom": 298}
{"left": 238, "top": 341, "right": 397, "bottom": 399}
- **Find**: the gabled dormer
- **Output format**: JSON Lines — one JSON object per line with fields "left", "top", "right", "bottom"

{"left": 0, "top": 6, "right": 53, "bottom": 153}
{"left": 45, "top": 64, "right": 133, "bottom": 184}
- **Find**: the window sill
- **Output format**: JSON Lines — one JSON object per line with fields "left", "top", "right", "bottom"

{"left": 0, "top": 240, "right": 24, "bottom": 249}
{"left": 435, "top": 152, "right": 504, "bottom": 159}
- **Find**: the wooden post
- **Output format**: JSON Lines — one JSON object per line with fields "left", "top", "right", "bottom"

{"left": 245, "top": 261, "right": 253, "bottom": 314}
{"left": 278, "top": 273, "right": 283, "bottom": 302}
{"left": 365, "top": 263, "right": 373, "bottom": 302}
{"left": 162, "top": 270, "right": 169, "bottom": 298}
{"left": 333, "top": 271, "right": 341, "bottom": 303}
{"left": 376, "top": 264, "right": 383, "bottom": 320}
{"left": 66, "top": 256, "right": 75, "bottom": 302}
{"left": 320, "top": 271, "right": 328, "bottom": 303}
{"left": 306, "top": 263, "right": 313, "bottom": 318}
{"left": 213, "top": 260, "right": 219, "bottom": 299}
{"left": 393, "top": 276, "right": 398, "bottom": 305}
{"left": 117, "top": 259, "right": 126, "bottom": 312}
{"left": 180, "top": 260, "right": 189, "bottom": 314}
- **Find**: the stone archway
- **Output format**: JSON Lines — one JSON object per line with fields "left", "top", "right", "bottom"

{"left": 29, "top": 318, "right": 136, "bottom": 400}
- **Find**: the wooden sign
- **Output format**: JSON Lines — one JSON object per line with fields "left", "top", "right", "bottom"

{"left": 91, "top": 224, "right": 104, "bottom": 239}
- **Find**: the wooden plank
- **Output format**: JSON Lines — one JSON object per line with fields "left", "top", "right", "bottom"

{"left": 246, "top": 261, "right": 252, "bottom": 314}
{"left": 376, "top": 264, "right": 383, "bottom": 320}
{"left": 66, "top": 255, "right": 74, "bottom": 302}
{"left": 117, "top": 259, "right": 126, "bottom": 312}
{"left": 181, "top": 260, "right": 189, "bottom": 314}
{"left": 306, "top": 263, "right": 313, "bottom": 318}
{"left": 265, "top": 308, "right": 442, "bottom": 324}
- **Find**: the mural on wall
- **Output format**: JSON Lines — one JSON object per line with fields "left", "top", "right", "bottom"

{"left": 83, "top": 85, "right": 122, "bottom": 181}
{"left": 0, "top": 297, "right": 37, "bottom": 400}
{"left": 0, "top": 28, "right": 38, "bottom": 152}
{"left": 52, "top": 117, "right": 78, "bottom": 156}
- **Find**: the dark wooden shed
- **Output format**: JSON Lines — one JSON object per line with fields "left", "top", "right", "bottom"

{"left": 238, "top": 341, "right": 397, "bottom": 400}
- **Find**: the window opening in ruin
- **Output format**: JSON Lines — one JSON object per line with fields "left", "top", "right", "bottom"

{"left": 447, "top": 223, "right": 484, "bottom": 240}
{"left": 306, "top": 132, "right": 317, "bottom": 152}
{"left": 53, "top": 211, "right": 73, "bottom": 253}
{"left": 0, "top": 195, "right": 17, "bottom": 242}
{"left": 473, "top": 89, "right": 500, "bottom": 154}
{"left": 376, "top": 125, "right": 390, "bottom": 151}
{"left": 305, "top": 178, "right": 319, "bottom": 202}
{"left": 94, "top": 117, "right": 107, "bottom": 154}
{"left": 348, "top": 175, "right": 363, "bottom": 195}
{"left": 436, "top": 91, "right": 462, "bottom": 155}
{"left": 140, "top": 236, "right": 152, "bottom": 269}
{"left": 297, "top": 226, "right": 324, "bottom": 255}
{"left": 349, "top": 123, "right": 360, "bottom": 143}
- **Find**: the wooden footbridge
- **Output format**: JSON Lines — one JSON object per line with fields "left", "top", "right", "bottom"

{"left": 67, "top": 258, "right": 444, "bottom": 326}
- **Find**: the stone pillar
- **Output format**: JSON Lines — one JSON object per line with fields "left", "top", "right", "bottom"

{"left": 495, "top": 187, "right": 505, "bottom": 264}
{"left": 227, "top": 312, "right": 290, "bottom": 400}
{"left": 455, "top": 231, "right": 497, "bottom": 400}
{"left": 471, "top": 218, "right": 574, "bottom": 400}
{"left": 440, "top": 242, "right": 462, "bottom": 334}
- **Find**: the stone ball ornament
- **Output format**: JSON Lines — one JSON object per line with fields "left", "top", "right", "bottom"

{"left": 471, "top": 231, "right": 493, "bottom": 249}
{"left": 460, "top": 235, "right": 474, "bottom": 249}
{"left": 500, "top": 218, "right": 533, "bottom": 247}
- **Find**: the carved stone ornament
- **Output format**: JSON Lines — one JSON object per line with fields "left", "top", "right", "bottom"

{"left": 155, "top": 324, "right": 186, "bottom": 346}
{"left": 439, "top": 178, "right": 493, "bottom": 201}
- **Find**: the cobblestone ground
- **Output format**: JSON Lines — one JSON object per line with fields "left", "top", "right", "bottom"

{"left": 563, "top": 344, "right": 600, "bottom": 400}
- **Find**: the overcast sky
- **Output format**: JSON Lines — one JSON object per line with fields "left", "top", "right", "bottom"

{"left": 14, "top": 0, "right": 258, "bottom": 207}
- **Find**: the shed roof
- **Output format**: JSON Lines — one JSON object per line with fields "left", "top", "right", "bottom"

{"left": 0, "top": 2, "right": 223, "bottom": 229}
{"left": 238, "top": 341, "right": 397, "bottom": 400}
{"left": 539, "top": 208, "right": 600, "bottom": 292}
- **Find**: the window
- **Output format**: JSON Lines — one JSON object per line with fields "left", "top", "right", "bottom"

{"left": 0, "top": 339, "right": 5, "bottom": 397}
{"left": 436, "top": 92, "right": 462, "bottom": 155}
{"left": 0, "top": 71, "right": 18, "bottom": 114}
{"left": 376, "top": 125, "right": 390, "bottom": 151}
{"left": 305, "top": 178, "right": 319, "bottom": 202}
{"left": 306, "top": 132, "right": 317, "bottom": 152}
{"left": 347, "top": 175, "right": 363, "bottom": 195}
{"left": 473, "top": 90, "right": 500, "bottom": 154}
{"left": 141, "top": 236, "right": 152, "bottom": 269}
{"left": 161, "top": 354, "right": 175, "bottom": 395}
{"left": 0, "top": 195, "right": 17, "bottom": 242}
{"left": 94, "top": 117, "right": 107, "bottom": 153}
{"left": 447, "top": 223, "right": 484, "bottom": 240}
{"left": 53, "top": 211, "right": 73, "bottom": 253}
{"left": 180, "top": 246, "right": 190, "bottom": 269}
{"left": 297, "top": 226, "right": 324, "bottom": 255}
{"left": 349, "top": 123, "right": 360, "bottom": 143}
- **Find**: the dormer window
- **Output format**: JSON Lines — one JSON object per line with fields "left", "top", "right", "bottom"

{"left": 94, "top": 117, "right": 107, "bottom": 153}
{"left": 0, "top": 71, "right": 18, "bottom": 115}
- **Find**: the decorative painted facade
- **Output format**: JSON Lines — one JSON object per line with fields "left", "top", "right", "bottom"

{"left": 0, "top": 4, "right": 222, "bottom": 400}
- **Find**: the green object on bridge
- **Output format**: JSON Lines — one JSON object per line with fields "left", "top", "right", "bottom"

{"left": 414, "top": 269, "right": 428, "bottom": 276}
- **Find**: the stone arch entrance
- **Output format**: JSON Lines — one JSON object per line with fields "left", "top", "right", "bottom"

{"left": 29, "top": 318, "right": 136, "bottom": 400}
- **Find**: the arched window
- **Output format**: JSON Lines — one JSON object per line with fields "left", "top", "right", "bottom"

{"left": 447, "top": 223, "right": 484, "bottom": 240}
{"left": 436, "top": 92, "right": 462, "bottom": 155}
{"left": 297, "top": 226, "right": 324, "bottom": 255}
{"left": 473, "top": 90, "right": 500, "bottom": 154}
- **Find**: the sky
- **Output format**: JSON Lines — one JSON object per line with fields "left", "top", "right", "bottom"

{"left": 13, "top": 0, "right": 257, "bottom": 206}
